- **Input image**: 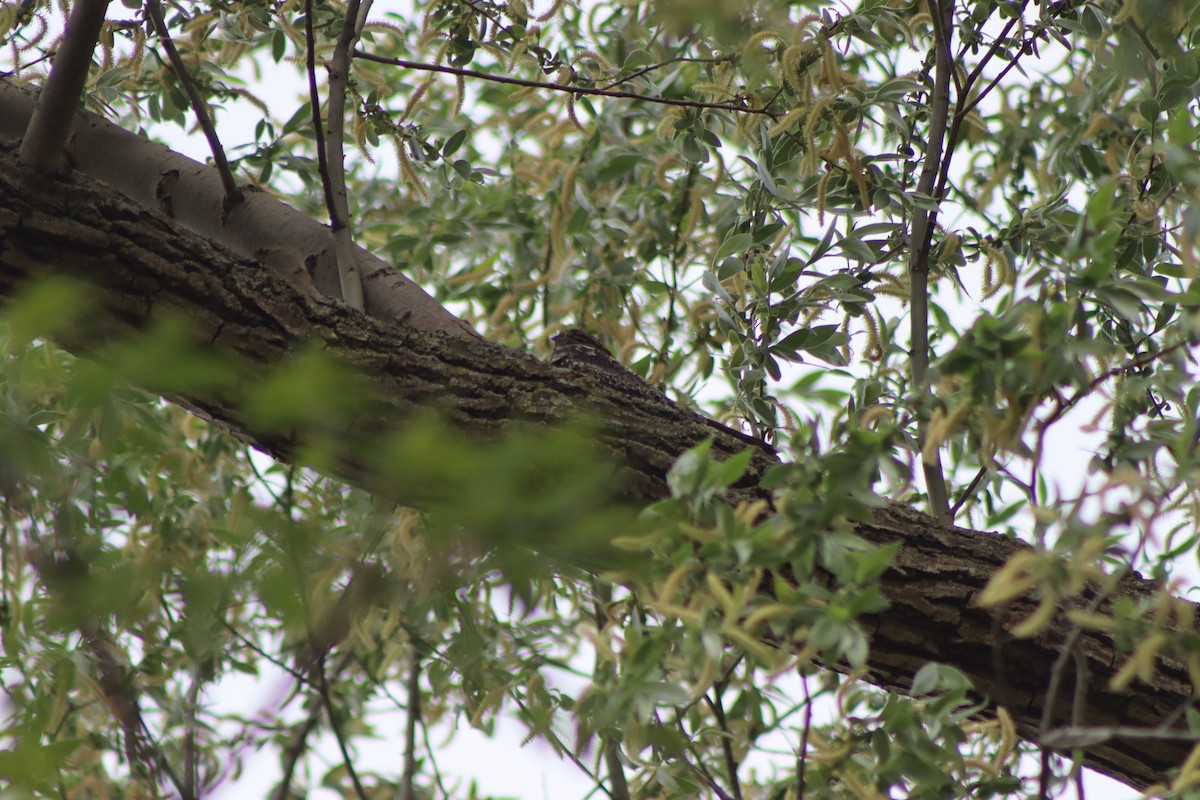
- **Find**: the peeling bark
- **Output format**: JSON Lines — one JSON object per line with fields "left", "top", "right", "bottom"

{"left": 0, "top": 133, "right": 1192, "bottom": 791}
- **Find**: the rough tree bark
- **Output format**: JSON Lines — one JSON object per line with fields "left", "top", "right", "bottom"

{"left": 0, "top": 80, "right": 473, "bottom": 335}
{"left": 0, "top": 110, "right": 1192, "bottom": 791}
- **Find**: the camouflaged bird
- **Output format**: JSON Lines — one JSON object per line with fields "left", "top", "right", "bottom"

{"left": 549, "top": 328, "right": 776, "bottom": 455}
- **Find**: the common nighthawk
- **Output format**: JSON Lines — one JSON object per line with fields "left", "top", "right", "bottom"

{"left": 549, "top": 328, "right": 776, "bottom": 455}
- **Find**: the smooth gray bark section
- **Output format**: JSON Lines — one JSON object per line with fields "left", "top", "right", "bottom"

{"left": 2, "top": 79, "right": 474, "bottom": 335}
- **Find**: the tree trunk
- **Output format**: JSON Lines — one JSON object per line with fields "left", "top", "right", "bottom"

{"left": 0, "top": 122, "right": 1189, "bottom": 792}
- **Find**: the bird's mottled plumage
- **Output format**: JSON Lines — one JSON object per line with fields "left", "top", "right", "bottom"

{"left": 549, "top": 328, "right": 775, "bottom": 455}
{"left": 549, "top": 328, "right": 624, "bottom": 372}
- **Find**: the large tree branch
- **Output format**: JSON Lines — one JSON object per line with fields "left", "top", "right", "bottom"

{"left": 0, "top": 131, "right": 1192, "bottom": 792}
{"left": 0, "top": 79, "right": 472, "bottom": 335}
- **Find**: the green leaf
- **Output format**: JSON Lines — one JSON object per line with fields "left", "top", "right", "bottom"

{"left": 594, "top": 153, "right": 642, "bottom": 182}
{"left": 443, "top": 128, "right": 468, "bottom": 157}
{"left": 714, "top": 233, "right": 754, "bottom": 264}
{"left": 0, "top": 738, "right": 84, "bottom": 791}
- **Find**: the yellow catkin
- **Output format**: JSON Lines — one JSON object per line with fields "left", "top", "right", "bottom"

{"left": 352, "top": 113, "right": 374, "bottom": 163}
{"left": 657, "top": 563, "right": 697, "bottom": 608}
{"left": 845, "top": 149, "right": 871, "bottom": 210}
{"left": 679, "top": 186, "right": 703, "bottom": 241}
{"left": 362, "top": 20, "right": 407, "bottom": 40}
{"left": 964, "top": 108, "right": 988, "bottom": 137}
{"left": 416, "top": 27, "right": 446, "bottom": 49}
{"left": 815, "top": 169, "right": 832, "bottom": 225}
{"left": 549, "top": 205, "right": 565, "bottom": 252}
{"left": 122, "top": 25, "right": 145, "bottom": 78}
{"left": 769, "top": 105, "right": 808, "bottom": 137}
{"left": 744, "top": 29, "right": 788, "bottom": 58}
{"left": 976, "top": 551, "right": 1045, "bottom": 607}
{"left": 692, "top": 80, "right": 737, "bottom": 101}
{"left": 394, "top": 137, "right": 428, "bottom": 199}
{"left": 529, "top": 0, "right": 565, "bottom": 22}
{"left": 572, "top": 48, "right": 612, "bottom": 71}
{"left": 860, "top": 404, "right": 893, "bottom": 429}
{"left": 820, "top": 42, "right": 844, "bottom": 89}
{"left": 862, "top": 308, "right": 884, "bottom": 361}
{"left": 875, "top": 272, "right": 910, "bottom": 299}
{"left": 513, "top": 166, "right": 554, "bottom": 192}
{"left": 507, "top": 40, "right": 529, "bottom": 71}
{"left": 781, "top": 43, "right": 817, "bottom": 96}
{"left": 742, "top": 603, "right": 790, "bottom": 632}
{"left": 402, "top": 76, "right": 433, "bottom": 122}
{"left": 981, "top": 244, "right": 1011, "bottom": 299}
{"left": 98, "top": 22, "right": 113, "bottom": 70}
{"left": 1011, "top": 592, "right": 1058, "bottom": 637}
{"left": 507, "top": 83, "right": 539, "bottom": 102}
{"left": 226, "top": 86, "right": 269, "bottom": 116}
{"left": 559, "top": 160, "right": 578, "bottom": 219}
{"left": 922, "top": 400, "right": 972, "bottom": 462}
{"left": 793, "top": 13, "right": 822, "bottom": 38}
{"left": 655, "top": 107, "right": 684, "bottom": 138}
{"left": 654, "top": 154, "right": 682, "bottom": 191}
{"left": 803, "top": 95, "right": 834, "bottom": 142}
{"left": 523, "top": 110, "right": 558, "bottom": 133}
{"left": 1080, "top": 113, "right": 1112, "bottom": 140}
{"left": 565, "top": 94, "right": 585, "bottom": 131}
{"left": 453, "top": 73, "right": 465, "bottom": 116}
{"left": 1131, "top": 196, "right": 1159, "bottom": 222}
{"left": 735, "top": 94, "right": 763, "bottom": 140}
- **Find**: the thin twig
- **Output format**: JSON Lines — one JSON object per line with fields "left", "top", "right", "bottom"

{"left": 1036, "top": 558, "right": 1135, "bottom": 800}
{"left": 304, "top": 0, "right": 334, "bottom": 222}
{"left": 146, "top": 0, "right": 242, "bottom": 205}
{"left": 935, "top": 8, "right": 1032, "bottom": 205}
{"left": 909, "top": 0, "right": 955, "bottom": 518}
{"left": 705, "top": 684, "right": 743, "bottom": 800}
{"left": 598, "top": 56, "right": 719, "bottom": 90}
{"left": 321, "top": 0, "right": 369, "bottom": 310}
{"left": 419, "top": 711, "right": 452, "bottom": 799}
{"left": 270, "top": 651, "right": 357, "bottom": 800}
{"left": 958, "top": 7, "right": 1026, "bottom": 99}
{"left": 353, "top": 51, "right": 778, "bottom": 117}
{"left": 1038, "top": 746, "right": 1053, "bottom": 800}
{"left": 1043, "top": 724, "right": 1200, "bottom": 746}
{"left": 399, "top": 654, "right": 421, "bottom": 800}
{"left": 30, "top": 547, "right": 193, "bottom": 798}
{"left": 220, "top": 618, "right": 312, "bottom": 684}
{"left": 797, "top": 674, "right": 813, "bottom": 800}
{"left": 591, "top": 582, "right": 631, "bottom": 800}
{"left": 183, "top": 670, "right": 202, "bottom": 799}
{"left": 1043, "top": 339, "right": 1191, "bottom": 429}
{"left": 272, "top": 698, "right": 324, "bottom": 800}
{"left": 673, "top": 717, "right": 736, "bottom": 800}
{"left": 509, "top": 693, "right": 610, "bottom": 796}
{"left": 19, "top": 0, "right": 111, "bottom": 172}
{"left": 949, "top": 466, "right": 988, "bottom": 519}
{"left": 317, "top": 664, "right": 370, "bottom": 800}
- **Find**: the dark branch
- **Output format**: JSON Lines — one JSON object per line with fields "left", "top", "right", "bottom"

{"left": 19, "top": 0, "right": 111, "bottom": 172}
{"left": 146, "top": 0, "right": 242, "bottom": 205}
{"left": 352, "top": 51, "right": 778, "bottom": 117}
